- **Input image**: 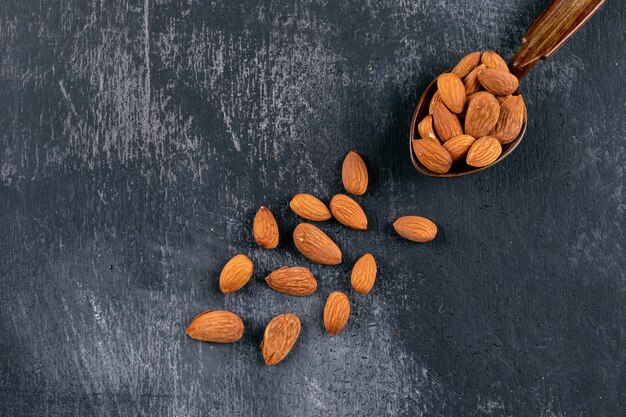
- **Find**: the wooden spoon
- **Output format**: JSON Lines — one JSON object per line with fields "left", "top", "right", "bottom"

{"left": 409, "top": 0, "right": 607, "bottom": 178}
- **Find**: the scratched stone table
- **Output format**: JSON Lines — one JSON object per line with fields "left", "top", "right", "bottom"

{"left": 1, "top": 1, "right": 625, "bottom": 416}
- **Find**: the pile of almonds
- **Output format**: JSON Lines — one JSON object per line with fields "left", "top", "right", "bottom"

{"left": 414, "top": 51, "right": 527, "bottom": 173}
{"left": 186, "top": 151, "right": 439, "bottom": 365}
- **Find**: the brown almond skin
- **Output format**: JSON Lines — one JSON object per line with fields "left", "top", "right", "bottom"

{"left": 428, "top": 91, "right": 443, "bottom": 114}
{"left": 464, "top": 64, "right": 486, "bottom": 95}
{"left": 265, "top": 266, "right": 317, "bottom": 297}
{"left": 253, "top": 207, "right": 279, "bottom": 249}
{"left": 342, "top": 151, "right": 368, "bottom": 196}
{"left": 186, "top": 310, "right": 244, "bottom": 343}
{"left": 219, "top": 254, "right": 254, "bottom": 294}
{"left": 466, "top": 136, "right": 502, "bottom": 167}
{"left": 412, "top": 139, "right": 452, "bottom": 174}
{"left": 329, "top": 194, "right": 368, "bottom": 230}
{"left": 432, "top": 102, "right": 463, "bottom": 142}
{"left": 261, "top": 313, "right": 301, "bottom": 366}
{"left": 324, "top": 292, "right": 350, "bottom": 336}
{"left": 290, "top": 194, "right": 332, "bottom": 221}
{"left": 351, "top": 253, "right": 377, "bottom": 295}
{"left": 293, "top": 223, "right": 342, "bottom": 265}
{"left": 443, "top": 134, "right": 476, "bottom": 162}
{"left": 493, "top": 95, "right": 526, "bottom": 144}
{"left": 464, "top": 92, "right": 500, "bottom": 138}
{"left": 481, "top": 50, "right": 509, "bottom": 71}
{"left": 452, "top": 51, "right": 482, "bottom": 78}
{"left": 393, "top": 216, "right": 437, "bottom": 243}
{"left": 417, "top": 115, "right": 438, "bottom": 143}
{"left": 478, "top": 68, "right": 519, "bottom": 96}
{"left": 437, "top": 73, "right": 466, "bottom": 113}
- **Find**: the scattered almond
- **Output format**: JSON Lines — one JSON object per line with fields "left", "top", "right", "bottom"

{"left": 342, "top": 151, "right": 368, "bottom": 196}
{"left": 478, "top": 68, "right": 519, "bottom": 96}
{"left": 481, "top": 50, "right": 509, "bottom": 71}
{"left": 393, "top": 216, "right": 437, "bottom": 243}
{"left": 329, "top": 194, "right": 368, "bottom": 230}
{"left": 464, "top": 92, "right": 500, "bottom": 138}
{"left": 432, "top": 102, "right": 463, "bottom": 142}
{"left": 323, "top": 291, "right": 350, "bottom": 336}
{"left": 186, "top": 310, "right": 244, "bottom": 343}
{"left": 418, "top": 115, "right": 438, "bottom": 142}
{"left": 219, "top": 254, "right": 254, "bottom": 294}
{"left": 290, "top": 193, "right": 332, "bottom": 221}
{"left": 493, "top": 95, "right": 526, "bottom": 144}
{"left": 253, "top": 207, "right": 279, "bottom": 249}
{"left": 351, "top": 253, "right": 377, "bottom": 295}
{"left": 466, "top": 136, "right": 502, "bottom": 167}
{"left": 293, "top": 223, "right": 342, "bottom": 265}
{"left": 261, "top": 313, "right": 301, "bottom": 366}
{"left": 443, "top": 134, "right": 476, "bottom": 162}
{"left": 412, "top": 139, "right": 452, "bottom": 174}
{"left": 437, "top": 73, "right": 466, "bottom": 113}
{"left": 451, "top": 51, "right": 482, "bottom": 78}
{"left": 265, "top": 266, "right": 318, "bottom": 296}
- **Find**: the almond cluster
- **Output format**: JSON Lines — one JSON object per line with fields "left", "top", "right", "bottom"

{"left": 186, "top": 151, "right": 438, "bottom": 365}
{"left": 414, "top": 51, "right": 527, "bottom": 173}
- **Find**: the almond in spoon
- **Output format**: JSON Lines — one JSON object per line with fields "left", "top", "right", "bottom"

{"left": 418, "top": 115, "right": 438, "bottom": 143}
{"left": 478, "top": 68, "right": 519, "bottom": 96}
{"left": 432, "top": 102, "right": 463, "bottom": 142}
{"left": 443, "top": 134, "right": 476, "bottom": 162}
{"left": 492, "top": 95, "right": 526, "bottom": 144}
{"left": 464, "top": 92, "right": 500, "bottom": 138}
{"left": 412, "top": 139, "right": 452, "bottom": 174}
{"left": 466, "top": 136, "right": 502, "bottom": 167}
{"left": 452, "top": 51, "right": 482, "bottom": 78}
{"left": 481, "top": 50, "right": 509, "bottom": 71}
{"left": 464, "top": 64, "right": 486, "bottom": 95}
{"left": 437, "top": 73, "right": 466, "bottom": 113}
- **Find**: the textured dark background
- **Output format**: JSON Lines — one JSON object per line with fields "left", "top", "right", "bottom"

{"left": 1, "top": 0, "right": 625, "bottom": 416}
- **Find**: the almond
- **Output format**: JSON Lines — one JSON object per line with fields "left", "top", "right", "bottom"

{"left": 493, "top": 95, "right": 526, "bottom": 144}
{"left": 443, "top": 134, "right": 476, "bottom": 161}
{"left": 481, "top": 50, "right": 509, "bottom": 71}
{"left": 219, "top": 254, "right": 254, "bottom": 294}
{"left": 478, "top": 68, "right": 519, "bottom": 96}
{"left": 261, "top": 313, "right": 301, "bottom": 366}
{"left": 464, "top": 64, "right": 486, "bottom": 95}
{"left": 452, "top": 51, "right": 482, "bottom": 78}
{"left": 253, "top": 206, "right": 279, "bottom": 249}
{"left": 464, "top": 92, "right": 500, "bottom": 138}
{"left": 265, "top": 266, "right": 317, "bottom": 296}
{"left": 351, "top": 253, "right": 377, "bottom": 295}
{"left": 323, "top": 291, "right": 350, "bottom": 336}
{"left": 329, "top": 194, "right": 368, "bottom": 230}
{"left": 393, "top": 216, "right": 437, "bottom": 243}
{"left": 437, "top": 73, "right": 465, "bottom": 113}
{"left": 289, "top": 193, "right": 331, "bottom": 221}
{"left": 293, "top": 223, "right": 342, "bottom": 265}
{"left": 186, "top": 310, "right": 244, "bottom": 343}
{"left": 417, "top": 115, "right": 438, "bottom": 143}
{"left": 412, "top": 139, "right": 452, "bottom": 174}
{"left": 432, "top": 102, "right": 463, "bottom": 142}
{"left": 428, "top": 91, "right": 443, "bottom": 114}
{"left": 466, "top": 136, "right": 502, "bottom": 167}
{"left": 341, "top": 151, "right": 368, "bottom": 196}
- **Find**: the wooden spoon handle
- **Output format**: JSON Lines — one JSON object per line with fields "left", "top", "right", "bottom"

{"left": 509, "top": 0, "right": 606, "bottom": 79}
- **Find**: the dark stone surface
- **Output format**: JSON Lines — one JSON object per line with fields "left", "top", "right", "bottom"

{"left": 1, "top": 0, "right": 624, "bottom": 416}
